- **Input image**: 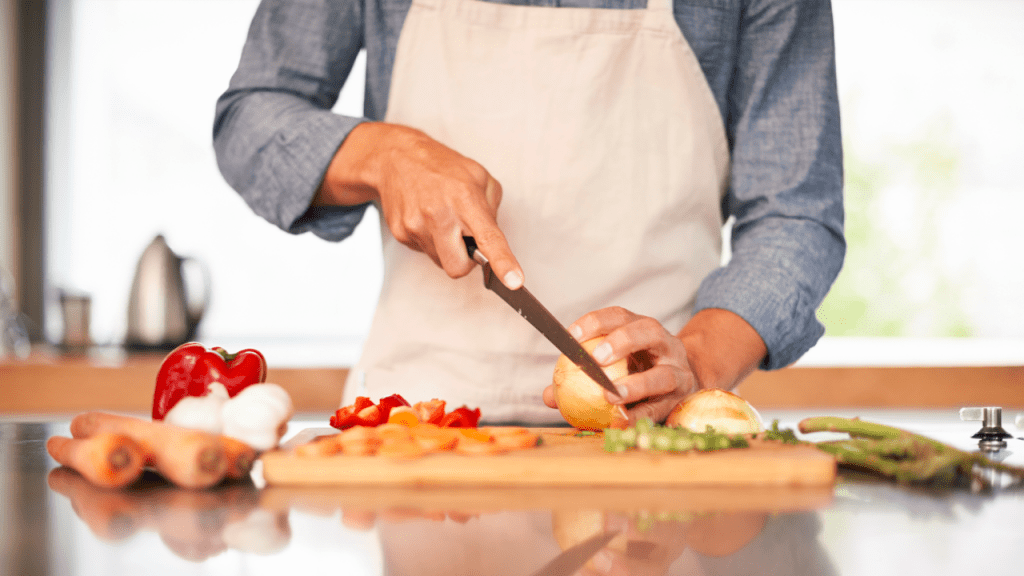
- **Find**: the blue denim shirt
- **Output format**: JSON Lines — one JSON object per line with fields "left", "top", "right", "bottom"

{"left": 213, "top": 0, "right": 845, "bottom": 370}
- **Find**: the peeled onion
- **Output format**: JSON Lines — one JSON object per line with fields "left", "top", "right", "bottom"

{"left": 551, "top": 509, "right": 628, "bottom": 558}
{"left": 665, "top": 388, "right": 763, "bottom": 435}
{"left": 552, "top": 338, "right": 629, "bottom": 431}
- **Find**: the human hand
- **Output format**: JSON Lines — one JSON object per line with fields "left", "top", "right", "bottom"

{"left": 552, "top": 509, "right": 688, "bottom": 576}
{"left": 542, "top": 307, "right": 698, "bottom": 425}
{"left": 317, "top": 122, "right": 523, "bottom": 289}
{"left": 576, "top": 511, "right": 769, "bottom": 576}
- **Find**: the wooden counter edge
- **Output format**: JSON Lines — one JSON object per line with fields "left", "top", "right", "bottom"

{"left": 2, "top": 356, "right": 1022, "bottom": 413}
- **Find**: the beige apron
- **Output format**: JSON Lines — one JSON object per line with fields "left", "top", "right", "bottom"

{"left": 345, "top": 0, "right": 730, "bottom": 424}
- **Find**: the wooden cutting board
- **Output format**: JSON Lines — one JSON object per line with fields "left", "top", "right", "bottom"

{"left": 260, "top": 428, "right": 836, "bottom": 487}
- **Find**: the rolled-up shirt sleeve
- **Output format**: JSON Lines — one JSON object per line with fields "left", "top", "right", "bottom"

{"left": 213, "top": 0, "right": 370, "bottom": 242}
{"left": 693, "top": 0, "right": 846, "bottom": 370}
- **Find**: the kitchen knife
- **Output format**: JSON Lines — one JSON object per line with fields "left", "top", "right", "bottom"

{"left": 463, "top": 236, "right": 620, "bottom": 399}
{"left": 528, "top": 530, "right": 619, "bottom": 576}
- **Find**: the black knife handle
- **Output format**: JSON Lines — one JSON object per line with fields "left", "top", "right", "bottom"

{"left": 463, "top": 236, "right": 488, "bottom": 266}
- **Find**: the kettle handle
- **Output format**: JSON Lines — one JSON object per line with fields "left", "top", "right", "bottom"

{"left": 180, "top": 256, "right": 211, "bottom": 336}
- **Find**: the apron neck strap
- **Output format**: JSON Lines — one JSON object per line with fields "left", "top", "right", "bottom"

{"left": 647, "top": 0, "right": 674, "bottom": 11}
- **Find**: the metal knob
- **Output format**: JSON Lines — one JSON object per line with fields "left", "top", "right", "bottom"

{"left": 960, "top": 407, "right": 1012, "bottom": 451}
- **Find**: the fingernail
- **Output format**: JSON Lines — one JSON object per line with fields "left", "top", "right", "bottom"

{"left": 569, "top": 325, "right": 583, "bottom": 340}
{"left": 503, "top": 270, "right": 523, "bottom": 290}
{"left": 611, "top": 385, "right": 629, "bottom": 401}
{"left": 593, "top": 342, "right": 612, "bottom": 363}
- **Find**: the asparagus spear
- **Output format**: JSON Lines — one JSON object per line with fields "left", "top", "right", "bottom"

{"left": 799, "top": 416, "right": 1024, "bottom": 488}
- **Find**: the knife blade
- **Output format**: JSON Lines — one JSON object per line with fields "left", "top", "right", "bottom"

{"left": 463, "top": 236, "right": 620, "bottom": 399}
{"left": 528, "top": 530, "right": 619, "bottom": 576}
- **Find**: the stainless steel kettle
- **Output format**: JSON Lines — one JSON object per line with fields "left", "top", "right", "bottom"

{"left": 125, "top": 234, "right": 210, "bottom": 350}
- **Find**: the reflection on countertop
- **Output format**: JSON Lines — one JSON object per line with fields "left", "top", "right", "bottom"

{"left": 3, "top": 412, "right": 1024, "bottom": 575}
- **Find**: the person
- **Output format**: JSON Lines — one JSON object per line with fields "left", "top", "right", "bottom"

{"left": 213, "top": 0, "right": 845, "bottom": 425}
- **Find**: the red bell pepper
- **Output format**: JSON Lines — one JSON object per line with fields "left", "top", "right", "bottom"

{"left": 376, "top": 394, "right": 411, "bottom": 422}
{"left": 152, "top": 342, "right": 267, "bottom": 420}
{"left": 329, "top": 396, "right": 378, "bottom": 429}
{"left": 438, "top": 406, "right": 482, "bottom": 428}
{"left": 413, "top": 399, "right": 446, "bottom": 425}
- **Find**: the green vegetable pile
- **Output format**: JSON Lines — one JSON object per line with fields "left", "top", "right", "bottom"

{"left": 603, "top": 416, "right": 1024, "bottom": 490}
{"left": 603, "top": 418, "right": 801, "bottom": 454}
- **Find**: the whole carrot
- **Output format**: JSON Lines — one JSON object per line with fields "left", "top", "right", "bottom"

{"left": 47, "top": 433, "right": 146, "bottom": 489}
{"left": 221, "top": 435, "right": 257, "bottom": 479}
{"left": 71, "top": 411, "right": 228, "bottom": 489}
{"left": 47, "top": 466, "right": 148, "bottom": 539}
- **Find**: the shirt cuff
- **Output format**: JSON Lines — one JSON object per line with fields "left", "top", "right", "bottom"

{"left": 257, "top": 110, "right": 369, "bottom": 242}
{"left": 693, "top": 219, "right": 843, "bottom": 371}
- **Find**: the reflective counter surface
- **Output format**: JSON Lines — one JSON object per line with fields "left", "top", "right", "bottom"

{"left": 2, "top": 410, "right": 1022, "bottom": 576}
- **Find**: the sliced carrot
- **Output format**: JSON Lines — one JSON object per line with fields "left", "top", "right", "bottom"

{"left": 492, "top": 431, "right": 540, "bottom": 450}
{"left": 376, "top": 438, "right": 426, "bottom": 459}
{"left": 46, "top": 433, "right": 146, "bottom": 489}
{"left": 410, "top": 423, "right": 460, "bottom": 452}
{"left": 376, "top": 423, "right": 414, "bottom": 441}
{"left": 457, "top": 428, "right": 493, "bottom": 443}
{"left": 455, "top": 438, "right": 507, "bottom": 456}
{"left": 387, "top": 406, "right": 421, "bottom": 427}
{"left": 480, "top": 426, "right": 532, "bottom": 437}
{"left": 295, "top": 434, "right": 344, "bottom": 458}
{"left": 338, "top": 426, "right": 381, "bottom": 456}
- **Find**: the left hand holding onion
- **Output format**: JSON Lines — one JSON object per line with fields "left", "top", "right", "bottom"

{"left": 543, "top": 306, "right": 700, "bottom": 426}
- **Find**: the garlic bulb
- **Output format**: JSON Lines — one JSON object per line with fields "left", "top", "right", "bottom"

{"left": 221, "top": 383, "right": 294, "bottom": 452}
{"left": 163, "top": 383, "right": 229, "bottom": 435}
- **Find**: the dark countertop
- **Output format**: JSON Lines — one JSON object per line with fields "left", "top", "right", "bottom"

{"left": 2, "top": 410, "right": 1023, "bottom": 576}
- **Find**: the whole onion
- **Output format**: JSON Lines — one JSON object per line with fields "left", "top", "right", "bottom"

{"left": 665, "top": 388, "right": 763, "bottom": 435}
{"left": 552, "top": 338, "right": 629, "bottom": 431}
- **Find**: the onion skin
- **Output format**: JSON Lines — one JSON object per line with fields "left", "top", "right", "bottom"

{"left": 665, "top": 389, "right": 763, "bottom": 435}
{"left": 552, "top": 338, "right": 629, "bottom": 431}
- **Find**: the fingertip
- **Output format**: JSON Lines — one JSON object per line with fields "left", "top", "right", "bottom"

{"left": 605, "top": 385, "right": 628, "bottom": 404}
{"left": 503, "top": 270, "right": 524, "bottom": 290}
{"left": 542, "top": 386, "right": 558, "bottom": 408}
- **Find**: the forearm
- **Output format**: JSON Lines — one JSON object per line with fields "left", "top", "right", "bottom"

{"left": 313, "top": 122, "right": 393, "bottom": 208}
{"left": 212, "top": 0, "right": 368, "bottom": 239}
{"left": 677, "top": 308, "right": 766, "bottom": 391}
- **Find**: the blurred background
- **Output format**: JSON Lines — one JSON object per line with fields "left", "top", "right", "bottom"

{"left": 2, "top": 0, "right": 1023, "bottom": 367}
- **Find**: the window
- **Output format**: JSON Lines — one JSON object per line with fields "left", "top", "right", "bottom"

{"left": 45, "top": 0, "right": 1024, "bottom": 367}
{"left": 808, "top": 0, "right": 1024, "bottom": 366}
{"left": 46, "top": 0, "right": 381, "bottom": 364}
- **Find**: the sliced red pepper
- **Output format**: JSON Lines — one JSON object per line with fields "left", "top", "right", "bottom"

{"left": 330, "top": 396, "right": 481, "bottom": 430}
{"left": 330, "top": 397, "right": 377, "bottom": 429}
{"left": 152, "top": 342, "right": 267, "bottom": 420}
{"left": 414, "top": 399, "right": 447, "bottom": 425}
{"left": 352, "top": 396, "right": 375, "bottom": 413}
{"left": 329, "top": 406, "right": 359, "bottom": 430}
{"left": 376, "top": 394, "right": 411, "bottom": 423}
{"left": 355, "top": 404, "right": 383, "bottom": 427}
{"left": 439, "top": 406, "right": 482, "bottom": 428}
